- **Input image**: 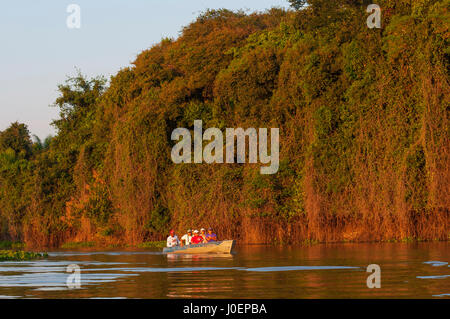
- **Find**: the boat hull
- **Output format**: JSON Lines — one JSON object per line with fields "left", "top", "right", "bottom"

{"left": 163, "top": 240, "right": 235, "bottom": 254}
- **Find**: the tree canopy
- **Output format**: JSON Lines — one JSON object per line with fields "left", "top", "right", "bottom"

{"left": 0, "top": 1, "right": 448, "bottom": 246}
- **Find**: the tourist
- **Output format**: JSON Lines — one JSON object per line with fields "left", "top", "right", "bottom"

{"left": 205, "top": 227, "right": 217, "bottom": 242}
{"left": 181, "top": 229, "right": 193, "bottom": 246}
{"left": 190, "top": 230, "right": 204, "bottom": 244}
{"left": 200, "top": 228, "right": 207, "bottom": 242}
{"left": 166, "top": 229, "right": 180, "bottom": 248}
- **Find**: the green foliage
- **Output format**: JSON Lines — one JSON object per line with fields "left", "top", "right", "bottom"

{"left": 0, "top": 250, "right": 48, "bottom": 261}
{"left": 60, "top": 242, "right": 95, "bottom": 249}
{"left": 137, "top": 241, "right": 166, "bottom": 248}
{"left": 32, "top": 135, "right": 53, "bottom": 153}
{"left": 84, "top": 182, "right": 114, "bottom": 226}
{"left": 288, "top": 0, "right": 308, "bottom": 10}
{"left": 0, "top": 122, "right": 33, "bottom": 159}
{"left": 100, "top": 227, "right": 114, "bottom": 237}
{"left": 0, "top": 241, "right": 25, "bottom": 249}
{"left": 0, "top": 2, "right": 448, "bottom": 245}
{"left": 145, "top": 204, "right": 171, "bottom": 235}
{"left": 405, "top": 146, "right": 428, "bottom": 210}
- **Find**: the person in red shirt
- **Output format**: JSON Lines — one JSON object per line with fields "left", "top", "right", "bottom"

{"left": 190, "top": 230, "right": 204, "bottom": 244}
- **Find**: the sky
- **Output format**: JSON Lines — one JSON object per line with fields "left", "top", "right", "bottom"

{"left": 0, "top": 0, "right": 289, "bottom": 140}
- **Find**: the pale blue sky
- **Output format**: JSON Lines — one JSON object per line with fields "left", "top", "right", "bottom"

{"left": 0, "top": 0, "right": 289, "bottom": 139}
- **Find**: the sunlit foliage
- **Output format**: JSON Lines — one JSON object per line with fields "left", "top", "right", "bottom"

{"left": 0, "top": 2, "right": 448, "bottom": 246}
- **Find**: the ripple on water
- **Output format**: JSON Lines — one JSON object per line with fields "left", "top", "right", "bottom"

{"left": 416, "top": 275, "right": 450, "bottom": 279}
{"left": 0, "top": 260, "right": 131, "bottom": 266}
{"left": 33, "top": 287, "right": 69, "bottom": 291}
{"left": 107, "top": 266, "right": 244, "bottom": 272}
{"left": 418, "top": 261, "right": 450, "bottom": 280}
{"left": 0, "top": 261, "right": 134, "bottom": 274}
{"left": 423, "top": 261, "right": 448, "bottom": 267}
{"left": 0, "top": 263, "right": 361, "bottom": 292}
{"left": 241, "top": 266, "right": 360, "bottom": 272}
{"left": 48, "top": 251, "right": 164, "bottom": 257}
{"left": 60, "top": 265, "right": 360, "bottom": 273}
{"left": 0, "top": 272, "right": 138, "bottom": 288}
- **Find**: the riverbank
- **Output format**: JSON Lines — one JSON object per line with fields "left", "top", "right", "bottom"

{"left": 58, "top": 241, "right": 167, "bottom": 249}
{"left": 4, "top": 238, "right": 449, "bottom": 251}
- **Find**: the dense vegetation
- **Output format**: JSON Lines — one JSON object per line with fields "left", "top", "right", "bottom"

{"left": 0, "top": 0, "right": 448, "bottom": 247}
{"left": 0, "top": 250, "right": 48, "bottom": 261}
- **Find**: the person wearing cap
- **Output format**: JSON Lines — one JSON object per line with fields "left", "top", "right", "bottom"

{"left": 166, "top": 229, "right": 180, "bottom": 248}
{"left": 205, "top": 227, "right": 218, "bottom": 242}
{"left": 200, "top": 228, "right": 207, "bottom": 242}
{"left": 190, "top": 230, "right": 204, "bottom": 244}
{"left": 181, "top": 229, "right": 193, "bottom": 246}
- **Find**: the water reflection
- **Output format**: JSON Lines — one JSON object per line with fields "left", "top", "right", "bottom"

{"left": 0, "top": 242, "right": 448, "bottom": 299}
{"left": 166, "top": 253, "right": 234, "bottom": 261}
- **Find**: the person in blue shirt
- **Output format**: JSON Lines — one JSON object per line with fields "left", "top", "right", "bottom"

{"left": 205, "top": 227, "right": 217, "bottom": 242}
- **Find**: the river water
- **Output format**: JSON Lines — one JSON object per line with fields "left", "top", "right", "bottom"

{"left": 0, "top": 242, "right": 448, "bottom": 299}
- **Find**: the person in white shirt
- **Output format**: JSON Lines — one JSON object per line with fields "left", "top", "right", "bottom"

{"left": 181, "top": 229, "right": 193, "bottom": 246}
{"left": 166, "top": 229, "right": 179, "bottom": 248}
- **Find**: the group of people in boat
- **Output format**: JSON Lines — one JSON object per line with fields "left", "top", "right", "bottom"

{"left": 166, "top": 228, "right": 218, "bottom": 248}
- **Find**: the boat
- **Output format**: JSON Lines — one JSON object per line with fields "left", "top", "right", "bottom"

{"left": 163, "top": 240, "right": 235, "bottom": 254}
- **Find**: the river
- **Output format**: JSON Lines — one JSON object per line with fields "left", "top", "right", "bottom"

{"left": 0, "top": 242, "right": 448, "bottom": 299}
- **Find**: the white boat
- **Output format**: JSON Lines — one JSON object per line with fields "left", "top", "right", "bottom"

{"left": 163, "top": 240, "right": 235, "bottom": 254}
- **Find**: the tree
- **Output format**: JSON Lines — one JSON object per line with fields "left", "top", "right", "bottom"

{"left": 32, "top": 135, "right": 53, "bottom": 152}
{"left": 0, "top": 122, "right": 33, "bottom": 158}
{"left": 51, "top": 72, "right": 107, "bottom": 170}
{"left": 52, "top": 72, "right": 106, "bottom": 136}
{"left": 288, "top": 0, "right": 307, "bottom": 10}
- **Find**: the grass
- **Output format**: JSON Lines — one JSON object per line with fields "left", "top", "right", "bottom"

{"left": 58, "top": 241, "right": 165, "bottom": 249}
{"left": 0, "top": 250, "right": 48, "bottom": 261}
{"left": 302, "top": 239, "right": 320, "bottom": 246}
{"left": 137, "top": 241, "right": 166, "bottom": 249}
{"left": 0, "top": 241, "right": 25, "bottom": 249}
{"left": 60, "top": 241, "right": 96, "bottom": 249}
